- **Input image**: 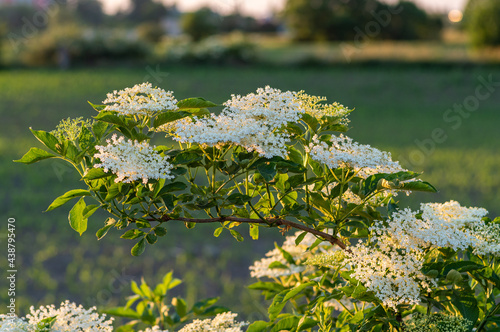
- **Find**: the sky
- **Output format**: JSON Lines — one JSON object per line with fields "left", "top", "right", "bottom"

{"left": 102, "top": 0, "right": 468, "bottom": 18}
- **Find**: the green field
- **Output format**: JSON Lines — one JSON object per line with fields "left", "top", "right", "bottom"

{"left": 1, "top": 65, "right": 500, "bottom": 320}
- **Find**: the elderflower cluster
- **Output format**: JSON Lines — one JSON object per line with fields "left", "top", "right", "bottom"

{"left": 0, "top": 301, "right": 114, "bottom": 332}
{"left": 345, "top": 240, "right": 433, "bottom": 310}
{"left": 51, "top": 117, "right": 93, "bottom": 141}
{"left": 173, "top": 86, "right": 303, "bottom": 158}
{"left": 0, "top": 315, "right": 34, "bottom": 331}
{"left": 178, "top": 312, "right": 248, "bottom": 332}
{"left": 294, "top": 91, "right": 351, "bottom": 125}
{"left": 138, "top": 327, "right": 168, "bottom": 332}
{"left": 345, "top": 200, "right": 494, "bottom": 310}
{"left": 404, "top": 313, "right": 471, "bottom": 332}
{"left": 371, "top": 201, "right": 489, "bottom": 253}
{"left": 307, "top": 135, "right": 406, "bottom": 178}
{"left": 102, "top": 82, "right": 178, "bottom": 116}
{"left": 250, "top": 231, "right": 334, "bottom": 278}
{"left": 94, "top": 134, "right": 174, "bottom": 184}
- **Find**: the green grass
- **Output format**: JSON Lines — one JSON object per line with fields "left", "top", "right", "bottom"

{"left": 1, "top": 65, "right": 499, "bottom": 319}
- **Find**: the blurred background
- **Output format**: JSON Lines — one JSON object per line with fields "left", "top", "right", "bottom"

{"left": 1, "top": 0, "right": 500, "bottom": 322}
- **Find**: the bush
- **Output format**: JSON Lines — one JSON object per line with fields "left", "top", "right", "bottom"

{"left": 465, "top": 0, "right": 500, "bottom": 47}
{"left": 17, "top": 25, "right": 151, "bottom": 67}
{"left": 181, "top": 8, "right": 219, "bottom": 42}
{"left": 159, "top": 33, "right": 257, "bottom": 64}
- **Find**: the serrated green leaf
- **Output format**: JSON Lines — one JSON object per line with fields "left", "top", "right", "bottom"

{"left": 153, "top": 111, "right": 190, "bottom": 128}
{"left": 68, "top": 197, "right": 88, "bottom": 236}
{"left": 30, "top": 128, "right": 60, "bottom": 152}
{"left": 84, "top": 167, "right": 112, "bottom": 180}
{"left": 246, "top": 321, "right": 269, "bottom": 332}
{"left": 177, "top": 97, "right": 218, "bottom": 109}
{"left": 46, "top": 189, "right": 91, "bottom": 212}
{"left": 14, "top": 147, "right": 56, "bottom": 164}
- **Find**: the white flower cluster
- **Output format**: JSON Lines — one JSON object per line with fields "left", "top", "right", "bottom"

{"left": 294, "top": 91, "right": 351, "bottom": 125}
{"left": 0, "top": 301, "right": 113, "bottom": 332}
{"left": 307, "top": 134, "right": 406, "bottom": 178}
{"left": 173, "top": 86, "right": 303, "bottom": 158}
{"left": 178, "top": 312, "right": 248, "bottom": 332}
{"left": 94, "top": 134, "right": 175, "bottom": 184}
{"left": 0, "top": 315, "right": 33, "bottom": 331}
{"left": 372, "top": 201, "right": 489, "bottom": 253}
{"left": 102, "top": 82, "right": 178, "bottom": 116}
{"left": 345, "top": 201, "right": 493, "bottom": 310}
{"left": 250, "top": 231, "right": 333, "bottom": 278}
{"left": 345, "top": 239, "right": 433, "bottom": 310}
{"left": 138, "top": 326, "right": 168, "bottom": 332}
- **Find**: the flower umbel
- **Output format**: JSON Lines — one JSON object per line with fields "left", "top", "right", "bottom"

{"left": 23, "top": 301, "right": 113, "bottom": 331}
{"left": 94, "top": 134, "right": 174, "bottom": 184}
{"left": 178, "top": 312, "right": 248, "bottom": 332}
{"left": 307, "top": 134, "right": 406, "bottom": 178}
{"left": 173, "top": 86, "right": 304, "bottom": 158}
{"left": 102, "top": 82, "right": 178, "bottom": 116}
{"left": 51, "top": 117, "right": 93, "bottom": 141}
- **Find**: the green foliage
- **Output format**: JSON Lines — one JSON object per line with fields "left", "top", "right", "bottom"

{"left": 465, "top": 0, "right": 500, "bottom": 47}
{"left": 283, "top": 0, "right": 442, "bottom": 41}
{"left": 105, "top": 271, "right": 228, "bottom": 331}
{"left": 181, "top": 8, "right": 220, "bottom": 42}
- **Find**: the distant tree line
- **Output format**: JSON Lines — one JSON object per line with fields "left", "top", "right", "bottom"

{"left": 283, "top": 0, "right": 443, "bottom": 41}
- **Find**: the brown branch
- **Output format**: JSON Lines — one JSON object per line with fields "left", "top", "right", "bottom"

{"left": 142, "top": 215, "right": 347, "bottom": 251}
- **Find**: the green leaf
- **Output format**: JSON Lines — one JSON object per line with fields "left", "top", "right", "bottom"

{"left": 257, "top": 162, "right": 277, "bottom": 182}
{"left": 105, "top": 183, "right": 122, "bottom": 201}
{"left": 68, "top": 197, "right": 88, "bottom": 236}
{"left": 246, "top": 321, "right": 269, "bottom": 332}
{"left": 248, "top": 281, "right": 285, "bottom": 292}
{"left": 131, "top": 238, "right": 146, "bottom": 256}
{"left": 30, "top": 128, "right": 60, "bottom": 152}
{"left": 268, "top": 282, "right": 315, "bottom": 321}
{"left": 84, "top": 168, "right": 112, "bottom": 180}
{"left": 156, "top": 182, "right": 187, "bottom": 195}
{"left": 230, "top": 229, "right": 244, "bottom": 242}
{"left": 154, "top": 227, "right": 167, "bottom": 236}
{"left": 94, "top": 111, "right": 135, "bottom": 128}
{"left": 295, "top": 231, "right": 307, "bottom": 245}
{"left": 452, "top": 288, "right": 479, "bottom": 326}
{"left": 226, "top": 193, "right": 252, "bottom": 206}
{"left": 249, "top": 224, "right": 259, "bottom": 240}
{"left": 121, "top": 229, "right": 145, "bottom": 240}
{"left": 177, "top": 97, "right": 218, "bottom": 109}
{"left": 92, "top": 120, "right": 108, "bottom": 140}
{"left": 102, "top": 307, "right": 141, "bottom": 319}
{"left": 146, "top": 233, "right": 157, "bottom": 245}
{"left": 46, "top": 189, "right": 91, "bottom": 212}
{"left": 400, "top": 181, "right": 438, "bottom": 193}
{"left": 36, "top": 316, "right": 57, "bottom": 330}
{"left": 172, "top": 152, "right": 203, "bottom": 165}
{"left": 214, "top": 227, "right": 224, "bottom": 237}
{"left": 153, "top": 111, "right": 190, "bottom": 128}
{"left": 173, "top": 297, "right": 187, "bottom": 318}
{"left": 96, "top": 224, "right": 113, "bottom": 240}
{"left": 14, "top": 147, "right": 56, "bottom": 164}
